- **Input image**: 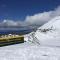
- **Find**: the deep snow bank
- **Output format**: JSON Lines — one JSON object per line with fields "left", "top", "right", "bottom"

{"left": 24, "top": 16, "right": 60, "bottom": 46}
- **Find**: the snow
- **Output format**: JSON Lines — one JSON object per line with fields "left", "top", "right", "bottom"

{"left": 25, "top": 16, "right": 60, "bottom": 46}
{"left": 0, "top": 42, "right": 60, "bottom": 60}
{"left": 35, "top": 16, "right": 60, "bottom": 46}
{"left": 0, "top": 16, "right": 60, "bottom": 60}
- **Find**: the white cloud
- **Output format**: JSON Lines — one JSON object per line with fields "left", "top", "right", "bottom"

{"left": 25, "top": 11, "right": 52, "bottom": 25}
{"left": 0, "top": 6, "right": 60, "bottom": 27}
{"left": 0, "top": 20, "right": 22, "bottom": 27}
{"left": 25, "top": 6, "right": 60, "bottom": 26}
{"left": 3, "top": 20, "right": 18, "bottom": 26}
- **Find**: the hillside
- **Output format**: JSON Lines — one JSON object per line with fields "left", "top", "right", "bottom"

{"left": 0, "top": 16, "right": 60, "bottom": 60}
{"left": 24, "top": 16, "right": 60, "bottom": 46}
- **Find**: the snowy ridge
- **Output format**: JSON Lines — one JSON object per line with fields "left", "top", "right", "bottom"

{"left": 24, "top": 16, "right": 60, "bottom": 46}
{"left": 38, "top": 16, "right": 60, "bottom": 30}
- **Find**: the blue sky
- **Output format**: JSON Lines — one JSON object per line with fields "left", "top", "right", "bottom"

{"left": 0, "top": 0, "right": 60, "bottom": 21}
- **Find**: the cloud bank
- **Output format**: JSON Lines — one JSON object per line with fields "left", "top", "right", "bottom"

{"left": 0, "top": 6, "right": 60, "bottom": 27}
{"left": 25, "top": 6, "right": 60, "bottom": 26}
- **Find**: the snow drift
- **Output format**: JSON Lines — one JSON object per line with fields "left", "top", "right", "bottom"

{"left": 24, "top": 16, "right": 60, "bottom": 46}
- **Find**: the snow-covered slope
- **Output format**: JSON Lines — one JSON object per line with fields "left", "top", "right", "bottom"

{"left": 0, "top": 42, "right": 60, "bottom": 60}
{"left": 24, "top": 16, "right": 60, "bottom": 46}
{"left": 0, "top": 16, "right": 60, "bottom": 60}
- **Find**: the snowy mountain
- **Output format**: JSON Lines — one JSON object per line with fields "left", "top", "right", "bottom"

{"left": 24, "top": 16, "right": 60, "bottom": 46}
